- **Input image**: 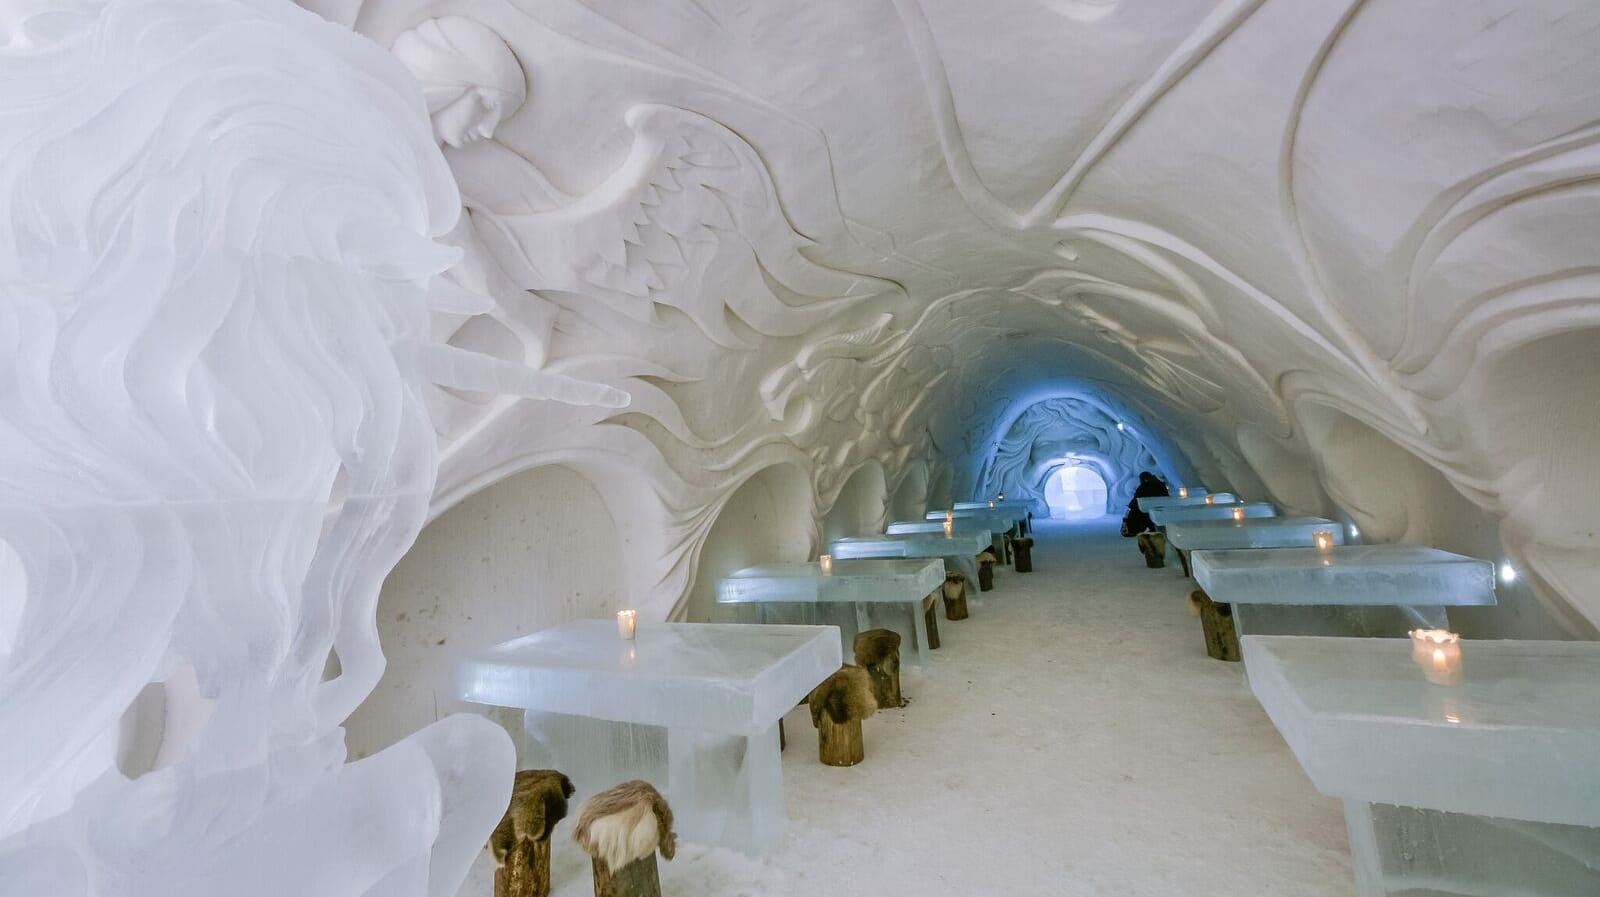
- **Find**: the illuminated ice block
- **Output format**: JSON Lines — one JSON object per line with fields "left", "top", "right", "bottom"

{"left": 1166, "top": 516, "right": 1347, "bottom": 551}
{"left": 1245, "top": 636, "right": 1600, "bottom": 897}
{"left": 455, "top": 620, "right": 840, "bottom": 855}
{"left": 1137, "top": 489, "right": 1228, "bottom": 511}
{"left": 832, "top": 531, "right": 988, "bottom": 585}
{"left": 716, "top": 559, "right": 943, "bottom": 665}
{"left": 1150, "top": 501, "right": 1273, "bottom": 525}
{"left": 1193, "top": 545, "right": 1496, "bottom": 638}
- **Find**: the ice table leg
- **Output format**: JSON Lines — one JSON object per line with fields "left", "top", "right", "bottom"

{"left": 521, "top": 711, "right": 668, "bottom": 801}
{"left": 667, "top": 723, "right": 784, "bottom": 856}
{"left": 1341, "top": 800, "right": 1600, "bottom": 896}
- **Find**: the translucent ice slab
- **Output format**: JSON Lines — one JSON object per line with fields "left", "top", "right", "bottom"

{"left": 1166, "top": 516, "right": 1347, "bottom": 551}
{"left": 953, "top": 499, "right": 1032, "bottom": 516}
{"left": 1150, "top": 501, "right": 1273, "bottom": 524}
{"left": 1194, "top": 544, "right": 1493, "bottom": 640}
{"left": 457, "top": 620, "right": 838, "bottom": 734}
{"left": 456, "top": 620, "right": 840, "bottom": 854}
{"left": 1137, "top": 490, "right": 1228, "bottom": 511}
{"left": 924, "top": 507, "right": 1025, "bottom": 527}
{"left": 1192, "top": 545, "right": 1495, "bottom": 608}
{"left": 886, "top": 520, "right": 995, "bottom": 536}
{"left": 716, "top": 559, "right": 943, "bottom": 665}
{"left": 1245, "top": 636, "right": 1600, "bottom": 897}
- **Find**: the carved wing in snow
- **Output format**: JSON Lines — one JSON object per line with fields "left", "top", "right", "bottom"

{"left": 472, "top": 104, "right": 884, "bottom": 348}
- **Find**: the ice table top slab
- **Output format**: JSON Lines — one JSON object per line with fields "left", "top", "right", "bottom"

{"left": 1166, "top": 516, "right": 1346, "bottom": 551}
{"left": 887, "top": 519, "right": 1007, "bottom": 536}
{"left": 455, "top": 620, "right": 841, "bottom": 735}
{"left": 830, "top": 531, "right": 990, "bottom": 559}
{"left": 953, "top": 500, "right": 1031, "bottom": 514}
{"left": 716, "top": 559, "right": 943, "bottom": 604}
{"left": 925, "top": 507, "right": 1024, "bottom": 525}
{"left": 1150, "top": 501, "right": 1274, "bottom": 524}
{"left": 1244, "top": 635, "right": 1600, "bottom": 827}
{"left": 1193, "top": 544, "right": 1496, "bottom": 606}
{"left": 1137, "top": 490, "right": 1229, "bottom": 511}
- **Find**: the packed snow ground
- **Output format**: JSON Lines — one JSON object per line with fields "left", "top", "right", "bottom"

{"left": 462, "top": 517, "right": 1354, "bottom": 896}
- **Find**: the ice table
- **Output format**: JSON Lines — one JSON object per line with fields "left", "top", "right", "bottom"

{"left": 455, "top": 620, "right": 840, "bottom": 855}
{"left": 1136, "top": 489, "right": 1229, "bottom": 511}
{"left": 1150, "top": 501, "right": 1274, "bottom": 525}
{"left": 1166, "top": 516, "right": 1346, "bottom": 551}
{"left": 1245, "top": 635, "right": 1600, "bottom": 897}
{"left": 925, "top": 507, "right": 1026, "bottom": 528}
{"left": 1193, "top": 544, "right": 1496, "bottom": 639}
{"left": 716, "top": 559, "right": 944, "bottom": 665}
{"left": 953, "top": 499, "right": 1033, "bottom": 524}
{"left": 831, "top": 531, "right": 988, "bottom": 586}
{"left": 889, "top": 518, "right": 1010, "bottom": 561}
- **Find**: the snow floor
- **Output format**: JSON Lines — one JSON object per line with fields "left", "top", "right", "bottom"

{"left": 461, "top": 516, "right": 1355, "bottom": 896}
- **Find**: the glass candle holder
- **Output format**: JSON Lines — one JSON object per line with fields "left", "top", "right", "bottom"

{"left": 1178, "top": 487, "right": 1189, "bottom": 499}
{"left": 942, "top": 519, "right": 953, "bottom": 536}
{"left": 616, "top": 609, "right": 637, "bottom": 641}
{"left": 988, "top": 500, "right": 996, "bottom": 509}
{"left": 997, "top": 492, "right": 1005, "bottom": 501}
{"left": 1204, "top": 495, "right": 1215, "bottom": 505}
{"left": 1408, "top": 629, "right": 1461, "bottom": 686}
{"left": 945, "top": 509, "right": 954, "bottom": 522}
{"left": 1313, "top": 530, "right": 1335, "bottom": 552}
{"left": 1230, "top": 506, "right": 1245, "bottom": 522}
{"left": 818, "top": 554, "right": 833, "bottom": 575}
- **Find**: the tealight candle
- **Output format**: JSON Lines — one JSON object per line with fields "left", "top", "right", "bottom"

{"left": 945, "top": 509, "right": 954, "bottom": 522}
{"left": 997, "top": 492, "right": 1005, "bottom": 501}
{"left": 1408, "top": 629, "right": 1461, "bottom": 686}
{"left": 988, "top": 500, "right": 996, "bottom": 509}
{"left": 819, "top": 554, "right": 833, "bottom": 575}
{"left": 1230, "top": 506, "right": 1245, "bottom": 522}
{"left": 1178, "top": 487, "right": 1189, "bottom": 499}
{"left": 942, "top": 519, "right": 953, "bottom": 536}
{"left": 616, "top": 609, "right": 637, "bottom": 641}
{"left": 1313, "top": 529, "right": 1335, "bottom": 553}
{"left": 1204, "top": 494, "right": 1215, "bottom": 505}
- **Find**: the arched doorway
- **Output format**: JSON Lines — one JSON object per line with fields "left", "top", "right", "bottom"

{"left": 1044, "top": 465, "right": 1109, "bottom": 519}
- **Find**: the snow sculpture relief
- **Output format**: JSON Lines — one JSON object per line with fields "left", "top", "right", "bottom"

{"left": 329, "top": 1, "right": 1599, "bottom": 644}
{"left": 976, "top": 398, "right": 1171, "bottom": 514}
{"left": 0, "top": 1, "right": 624, "bottom": 893}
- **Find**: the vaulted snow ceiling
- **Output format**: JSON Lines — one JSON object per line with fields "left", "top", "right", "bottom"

{"left": 318, "top": 1, "right": 1600, "bottom": 632}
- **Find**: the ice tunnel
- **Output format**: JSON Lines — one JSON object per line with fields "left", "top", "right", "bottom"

{"left": 5, "top": 1, "right": 1600, "bottom": 895}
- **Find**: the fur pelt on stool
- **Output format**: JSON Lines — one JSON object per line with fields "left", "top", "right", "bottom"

{"left": 807, "top": 665, "right": 877, "bottom": 728}
{"left": 1136, "top": 531, "right": 1167, "bottom": 568}
{"left": 975, "top": 546, "right": 998, "bottom": 565}
{"left": 491, "top": 769, "right": 575, "bottom": 865}
{"left": 852, "top": 629, "right": 901, "bottom": 667}
{"left": 572, "top": 780, "right": 677, "bottom": 875}
{"left": 941, "top": 571, "right": 967, "bottom": 601}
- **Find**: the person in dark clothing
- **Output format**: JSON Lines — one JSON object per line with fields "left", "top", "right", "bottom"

{"left": 1122, "top": 471, "right": 1168, "bottom": 535}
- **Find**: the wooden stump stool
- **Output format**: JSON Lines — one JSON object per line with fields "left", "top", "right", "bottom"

{"left": 1012, "top": 537, "right": 1035, "bottom": 573}
{"left": 1136, "top": 531, "right": 1166, "bottom": 568}
{"left": 942, "top": 572, "right": 969, "bottom": 620}
{"left": 573, "top": 780, "right": 676, "bottom": 897}
{"left": 977, "top": 558, "right": 995, "bottom": 592}
{"left": 853, "top": 628, "right": 905, "bottom": 708}
{"left": 922, "top": 592, "right": 942, "bottom": 649}
{"left": 1189, "top": 589, "right": 1240, "bottom": 662}
{"left": 491, "top": 769, "right": 575, "bottom": 897}
{"left": 806, "top": 665, "right": 876, "bottom": 766}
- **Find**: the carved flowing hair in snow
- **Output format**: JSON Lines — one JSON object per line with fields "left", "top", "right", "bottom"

{"left": 0, "top": 1, "right": 620, "bottom": 893}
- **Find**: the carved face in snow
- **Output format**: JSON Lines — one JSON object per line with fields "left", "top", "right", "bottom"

{"left": 392, "top": 16, "right": 527, "bottom": 148}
